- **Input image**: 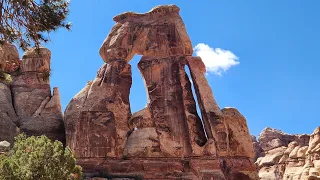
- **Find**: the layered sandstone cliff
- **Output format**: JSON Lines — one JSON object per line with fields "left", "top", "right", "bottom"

{"left": 254, "top": 127, "right": 320, "bottom": 180}
{"left": 0, "top": 43, "right": 65, "bottom": 143}
{"left": 65, "top": 5, "right": 258, "bottom": 180}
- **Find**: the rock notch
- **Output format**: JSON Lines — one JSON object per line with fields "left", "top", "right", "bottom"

{"left": 65, "top": 5, "right": 258, "bottom": 179}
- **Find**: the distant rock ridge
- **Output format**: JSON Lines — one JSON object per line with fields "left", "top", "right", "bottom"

{"left": 253, "top": 127, "right": 320, "bottom": 180}
{"left": 65, "top": 4, "right": 258, "bottom": 180}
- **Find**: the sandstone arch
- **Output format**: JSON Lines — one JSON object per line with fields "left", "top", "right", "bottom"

{"left": 64, "top": 5, "right": 258, "bottom": 179}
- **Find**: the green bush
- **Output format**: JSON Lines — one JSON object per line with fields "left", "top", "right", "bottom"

{"left": 0, "top": 134, "right": 82, "bottom": 180}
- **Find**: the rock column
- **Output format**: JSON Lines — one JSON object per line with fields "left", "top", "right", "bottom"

{"left": 65, "top": 60, "right": 132, "bottom": 158}
{"left": 187, "top": 56, "right": 229, "bottom": 156}
{"left": 11, "top": 47, "right": 65, "bottom": 143}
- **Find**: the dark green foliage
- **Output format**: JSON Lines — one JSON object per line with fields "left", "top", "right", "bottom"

{"left": 0, "top": 0, "right": 71, "bottom": 50}
{"left": 0, "top": 134, "right": 82, "bottom": 180}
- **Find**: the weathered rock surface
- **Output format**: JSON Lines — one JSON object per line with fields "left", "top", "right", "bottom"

{"left": 254, "top": 127, "right": 320, "bottom": 180}
{"left": 0, "top": 83, "right": 18, "bottom": 143}
{"left": 99, "top": 5, "right": 193, "bottom": 62}
{"left": 0, "top": 42, "right": 20, "bottom": 73}
{"left": 137, "top": 55, "right": 207, "bottom": 157}
{"left": 222, "top": 107, "right": 255, "bottom": 159}
{"left": 10, "top": 47, "right": 65, "bottom": 143}
{"left": 0, "top": 44, "right": 65, "bottom": 143}
{"left": 65, "top": 60, "right": 132, "bottom": 158}
{"left": 258, "top": 127, "right": 310, "bottom": 151}
{"left": 66, "top": 4, "right": 258, "bottom": 180}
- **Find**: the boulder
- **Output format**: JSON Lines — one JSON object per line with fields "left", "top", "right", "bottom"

{"left": 0, "top": 141, "right": 10, "bottom": 152}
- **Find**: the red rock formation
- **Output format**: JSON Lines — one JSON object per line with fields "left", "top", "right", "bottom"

{"left": 254, "top": 127, "right": 320, "bottom": 180}
{"left": 0, "top": 83, "right": 18, "bottom": 143}
{"left": 10, "top": 47, "right": 65, "bottom": 143}
{"left": 136, "top": 55, "right": 207, "bottom": 157}
{"left": 187, "top": 56, "right": 228, "bottom": 156}
{"left": 99, "top": 5, "right": 193, "bottom": 63}
{"left": 66, "top": 5, "right": 258, "bottom": 179}
{"left": 65, "top": 60, "right": 132, "bottom": 158}
{"left": 0, "top": 43, "right": 19, "bottom": 143}
{"left": 0, "top": 43, "right": 65, "bottom": 143}
{"left": 0, "top": 42, "right": 20, "bottom": 73}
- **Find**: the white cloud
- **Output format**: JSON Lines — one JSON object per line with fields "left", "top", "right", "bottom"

{"left": 193, "top": 43, "right": 239, "bottom": 76}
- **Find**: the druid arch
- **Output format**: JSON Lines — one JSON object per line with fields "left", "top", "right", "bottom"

{"left": 64, "top": 5, "right": 257, "bottom": 180}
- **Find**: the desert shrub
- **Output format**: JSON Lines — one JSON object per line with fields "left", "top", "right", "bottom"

{"left": 0, "top": 134, "right": 82, "bottom": 180}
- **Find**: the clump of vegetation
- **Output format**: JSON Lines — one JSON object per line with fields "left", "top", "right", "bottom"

{"left": 0, "top": 71, "right": 12, "bottom": 83}
{"left": 41, "top": 69, "right": 51, "bottom": 82}
{"left": 0, "top": 0, "right": 71, "bottom": 50}
{"left": 0, "top": 134, "right": 82, "bottom": 180}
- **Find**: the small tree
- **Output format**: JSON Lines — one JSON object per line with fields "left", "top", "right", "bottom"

{"left": 0, "top": 0, "right": 71, "bottom": 50}
{"left": 0, "top": 134, "right": 82, "bottom": 180}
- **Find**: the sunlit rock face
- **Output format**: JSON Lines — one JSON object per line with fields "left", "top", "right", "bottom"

{"left": 0, "top": 42, "right": 20, "bottom": 73}
{"left": 0, "top": 44, "right": 65, "bottom": 144}
{"left": 11, "top": 47, "right": 65, "bottom": 143}
{"left": 65, "top": 5, "right": 258, "bottom": 180}
{"left": 64, "top": 60, "right": 132, "bottom": 158}
{"left": 99, "top": 5, "right": 193, "bottom": 63}
{"left": 254, "top": 127, "right": 320, "bottom": 180}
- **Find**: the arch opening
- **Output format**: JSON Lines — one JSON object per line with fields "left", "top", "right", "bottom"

{"left": 128, "top": 55, "right": 148, "bottom": 114}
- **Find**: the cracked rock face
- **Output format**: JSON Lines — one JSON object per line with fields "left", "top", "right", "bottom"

{"left": 99, "top": 5, "right": 193, "bottom": 62}
{"left": 65, "top": 5, "right": 258, "bottom": 180}
{"left": 254, "top": 127, "right": 320, "bottom": 180}
{"left": 0, "top": 44, "right": 65, "bottom": 144}
{"left": 0, "top": 42, "right": 20, "bottom": 73}
{"left": 64, "top": 60, "right": 132, "bottom": 158}
{"left": 0, "top": 83, "right": 18, "bottom": 143}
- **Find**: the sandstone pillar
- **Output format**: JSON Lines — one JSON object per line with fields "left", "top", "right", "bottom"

{"left": 11, "top": 47, "right": 65, "bottom": 143}
{"left": 65, "top": 59, "right": 132, "bottom": 158}
{"left": 187, "top": 56, "right": 229, "bottom": 156}
{"left": 138, "top": 56, "right": 192, "bottom": 157}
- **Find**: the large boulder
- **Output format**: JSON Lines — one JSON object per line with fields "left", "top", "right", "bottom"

{"left": 0, "top": 141, "right": 10, "bottom": 152}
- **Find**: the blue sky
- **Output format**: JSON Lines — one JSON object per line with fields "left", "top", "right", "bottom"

{"left": 39, "top": 1, "right": 320, "bottom": 136}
